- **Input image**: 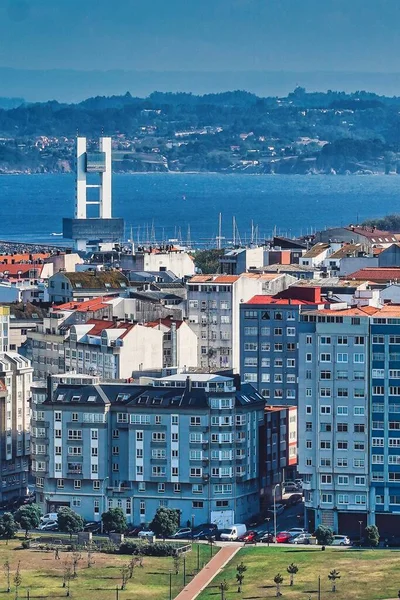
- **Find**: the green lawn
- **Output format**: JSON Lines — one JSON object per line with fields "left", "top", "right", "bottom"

{"left": 0, "top": 539, "right": 213, "bottom": 599}
{"left": 198, "top": 545, "right": 400, "bottom": 600}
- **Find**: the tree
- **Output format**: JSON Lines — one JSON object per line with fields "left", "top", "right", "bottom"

{"left": 286, "top": 563, "right": 298, "bottom": 586}
{"left": 220, "top": 579, "right": 229, "bottom": 600}
{"left": 62, "top": 564, "right": 72, "bottom": 597}
{"left": 0, "top": 514, "right": 18, "bottom": 543}
{"left": 314, "top": 525, "right": 334, "bottom": 546}
{"left": 58, "top": 508, "right": 84, "bottom": 539}
{"left": 13, "top": 562, "right": 21, "bottom": 600}
{"left": 4, "top": 559, "right": 11, "bottom": 593}
{"left": 173, "top": 553, "right": 181, "bottom": 575}
{"left": 236, "top": 562, "right": 247, "bottom": 592}
{"left": 87, "top": 543, "right": 95, "bottom": 568}
{"left": 274, "top": 573, "right": 284, "bottom": 597}
{"left": 128, "top": 556, "right": 140, "bottom": 579}
{"left": 120, "top": 565, "right": 130, "bottom": 590}
{"left": 14, "top": 504, "right": 41, "bottom": 538}
{"left": 150, "top": 507, "right": 179, "bottom": 539}
{"left": 365, "top": 525, "right": 379, "bottom": 547}
{"left": 101, "top": 508, "right": 127, "bottom": 533}
{"left": 328, "top": 569, "right": 341, "bottom": 593}
{"left": 193, "top": 249, "right": 224, "bottom": 274}
{"left": 71, "top": 552, "right": 82, "bottom": 578}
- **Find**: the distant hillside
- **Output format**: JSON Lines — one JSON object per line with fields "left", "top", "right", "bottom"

{"left": 0, "top": 97, "right": 24, "bottom": 109}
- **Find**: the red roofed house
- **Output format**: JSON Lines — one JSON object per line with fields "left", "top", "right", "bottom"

{"left": 345, "top": 267, "right": 400, "bottom": 284}
{"left": 64, "top": 319, "right": 164, "bottom": 379}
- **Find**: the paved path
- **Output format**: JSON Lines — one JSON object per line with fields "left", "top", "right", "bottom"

{"left": 174, "top": 544, "right": 241, "bottom": 600}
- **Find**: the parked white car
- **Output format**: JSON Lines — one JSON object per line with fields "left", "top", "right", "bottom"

{"left": 138, "top": 529, "right": 155, "bottom": 538}
{"left": 331, "top": 535, "right": 351, "bottom": 546}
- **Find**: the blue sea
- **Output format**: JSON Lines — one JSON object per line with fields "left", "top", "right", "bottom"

{"left": 1, "top": 173, "right": 400, "bottom": 246}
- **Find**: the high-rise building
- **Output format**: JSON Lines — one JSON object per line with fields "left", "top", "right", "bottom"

{"left": 63, "top": 137, "right": 124, "bottom": 252}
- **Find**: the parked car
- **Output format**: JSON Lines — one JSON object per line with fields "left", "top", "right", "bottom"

{"left": 138, "top": 529, "right": 155, "bottom": 538}
{"left": 39, "top": 520, "right": 59, "bottom": 531}
{"left": 220, "top": 524, "right": 247, "bottom": 541}
{"left": 258, "top": 532, "right": 275, "bottom": 544}
{"left": 287, "top": 494, "right": 303, "bottom": 506}
{"left": 192, "top": 523, "right": 218, "bottom": 540}
{"left": 289, "top": 533, "right": 313, "bottom": 545}
{"left": 40, "top": 513, "right": 58, "bottom": 524}
{"left": 170, "top": 528, "right": 192, "bottom": 539}
{"left": 275, "top": 531, "right": 293, "bottom": 543}
{"left": 238, "top": 530, "right": 258, "bottom": 544}
{"left": 287, "top": 527, "right": 307, "bottom": 535}
{"left": 331, "top": 535, "right": 351, "bottom": 546}
{"left": 283, "top": 484, "right": 299, "bottom": 494}
{"left": 125, "top": 525, "right": 145, "bottom": 537}
{"left": 267, "top": 504, "right": 285, "bottom": 516}
{"left": 83, "top": 522, "right": 101, "bottom": 533}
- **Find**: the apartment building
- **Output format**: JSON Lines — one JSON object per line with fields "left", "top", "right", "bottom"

{"left": 0, "top": 348, "right": 32, "bottom": 502}
{"left": 239, "top": 287, "right": 323, "bottom": 404}
{"left": 298, "top": 306, "right": 370, "bottom": 534}
{"left": 48, "top": 271, "right": 129, "bottom": 303}
{"left": 369, "top": 305, "right": 400, "bottom": 535}
{"left": 259, "top": 405, "right": 298, "bottom": 506}
{"left": 144, "top": 318, "right": 198, "bottom": 369}
{"left": 32, "top": 374, "right": 265, "bottom": 527}
{"left": 64, "top": 319, "right": 163, "bottom": 379}
{"left": 187, "top": 273, "right": 296, "bottom": 372}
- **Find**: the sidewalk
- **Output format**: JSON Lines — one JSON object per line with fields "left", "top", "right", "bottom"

{"left": 174, "top": 544, "right": 241, "bottom": 600}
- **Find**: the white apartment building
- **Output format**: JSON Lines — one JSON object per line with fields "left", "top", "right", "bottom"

{"left": 187, "top": 273, "right": 296, "bottom": 371}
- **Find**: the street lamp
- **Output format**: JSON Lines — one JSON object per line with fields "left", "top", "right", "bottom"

{"left": 266, "top": 517, "right": 271, "bottom": 547}
{"left": 273, "top": 483, "right": 280, "bottom": 543}
{"left": 169, "top": 570, "right": 172, "bottom": 600}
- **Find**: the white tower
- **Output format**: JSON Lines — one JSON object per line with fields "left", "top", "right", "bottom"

{"left": 64, "top": 136, "right": 123, "bottom": 252}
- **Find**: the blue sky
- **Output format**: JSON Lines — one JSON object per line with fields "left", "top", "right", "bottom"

{"left": 1, "top": 0, "right": 400, "bottom": 73}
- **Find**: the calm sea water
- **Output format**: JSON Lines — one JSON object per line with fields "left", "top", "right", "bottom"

{"left": 1, "top": 173, "right": 400, "bottom": 246}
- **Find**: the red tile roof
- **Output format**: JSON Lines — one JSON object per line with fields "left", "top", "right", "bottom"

{"left": 85, "top": 319, "right": 135, "bottom": 339}
{"left": 345, "top": 268, "right": 400, "bottom": 282}
{"left": 345, "top": 226, "right": 397, "bottom": 241}
{"left": 0, "top": 253, "right": 50, "bottom": 264}
{"left": 0, "top": 264, "right": 43, "bottom": 277}
{"left": 53, "top": 296, "right": 116, "bottom": 312}
{"left": 246, "top": 295, "right": 316, "bottom": 306}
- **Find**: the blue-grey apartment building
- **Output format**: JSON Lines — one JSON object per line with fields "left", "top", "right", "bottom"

{"left": 32, "top": 373, "right": 264, "bottom": 528}
{"left": 239, "top": 286, "right": 323, "bottom": 404}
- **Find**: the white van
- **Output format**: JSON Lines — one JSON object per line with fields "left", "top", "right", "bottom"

{"left": 40, "top": 512, "right": 58, "bottom": 524}
{"left": 220, "top": 524, "right": 247, "bottom": 541}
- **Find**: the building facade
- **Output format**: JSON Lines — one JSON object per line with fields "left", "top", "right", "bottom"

{"left": 32, "top": 374, "right": 264, "bottom": 527}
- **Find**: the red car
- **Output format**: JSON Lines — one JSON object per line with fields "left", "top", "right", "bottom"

{"left": 275, "top": 531, "right": 293, "bottom": 543}
{"left": 238, "top": 530, "right": 258, "bottom": 543}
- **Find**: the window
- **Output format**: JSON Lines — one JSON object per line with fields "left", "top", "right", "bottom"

{"left": 190, "top": 467, "right": 202, "bottom": 477}
{"left": 355, "top": 476, "right": 366, "bottom": 486}
{"left": 354, "top": 353, "right": 365, "bottom": 364}
{"left": 173, "top": 483, "right": 181, "bottom": 493}
{"left": 320, "top": 336, "right": 331, "bottom": 345}
{"left": 192, "top": 501, "right": 204, "bottom": 509}
{"left": 338, "top": 494, "right": 349, "bottom": 504}
{"left": 306, "top": 405, "right": 312, "bottom": 414}
{"left": 74, "top": 480, "right": 81, "bottom": 489}
{"left": 337, "top": 423, "right": 348, "bottom": 432}
{"left": 152, "top": 432, "right": 166, "bottom": 442}
{"left": 306, "top": 440, "right": 312, "bottom": 449}
{"left": 320, "top": 353, "right": 331, "bottom": 362}
{"left": 320, "top": 441, "right": 331, "bottom": 449}
{"left": 320, "top": 406, "right": 331, "bottom": 415}
{"left": 353, "top": 459, "right": 365, "bottom": 468}
{"left": 57, "top": 479, "right": 64, "bottom": 488}
{"left": 337, "top": 406, "right": 348, "bottom": 416}
{"left": 338, "top": 475, "right": 349, "bottom": 485}
{"left": 354, "top": 424, "right": 365, "bottom": 433}
{"left": 320, "top": 371, "right": 331, "bottom": 380}
{"left": 355, "top": 495, "right": 366, "bottom": 505}
{"left": 337, "top": 353, "right": 348, "bottom": 363}
{"left": 320, "top": 458, "right": 331, "bottom": 467}
{"left": 321, "top": 494, "right": 333, "bottom": 503}
{"left": 338, "top": 336, "right": 348, "bottom": 345}
{"left": 354, "top": 441, "right": 365, "bottom": 451}
{"left": 158, "top": 483, "right": 165, "bottom": 493}
{"left": 192, "top": 484, "right": 203, "bottom": 494}
{"left": 354, "top": 407, "right": 365, "bottom": 416}
{"left": 306, "top": 336, "right": 312, "bottom": 344}
{"left": 306, "top": 353, "right": 312, "bottom": 362}
{"left": 320, "top": 474, "right": 332, "bottom": 484}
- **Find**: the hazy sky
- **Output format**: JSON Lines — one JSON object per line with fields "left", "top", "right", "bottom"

{"left": 1, "top": 0, "right": 400, "bottom": 73}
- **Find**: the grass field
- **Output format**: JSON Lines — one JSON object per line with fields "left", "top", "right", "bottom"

{"left": 197, "top": 545, "right": 400, "bottom": 600}
{"left": 0, "top": 538, "right": 213, "bottom": 599}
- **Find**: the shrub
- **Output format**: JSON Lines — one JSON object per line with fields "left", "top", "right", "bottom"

{"left": 119, "top": 541, "right": 179, "bottom": 557}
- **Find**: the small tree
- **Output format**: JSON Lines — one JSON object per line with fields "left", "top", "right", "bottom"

{"left": 13, "top": 562, "right": 21, "bottom": 600}
{"left": 63, "top": 564, "right": 72, "bottom": 597}
{"left": 72, "top": 552, "right": 82, "bottom": 578}
{"left": 328, "top": 569, "right": 341, "bottom": 593}
{"left": 120, "top": 565, "right": 130, "bottom": 590}
{"left": 128, "top": 555, "right": 140, "bottom": 579}
{"left": 220, "top": 579, "right": 229, "bottom": 600}
{"left": 58, "top": 508, "right": 84, "bottom": 540}
{"left": 101, "top": 508, "right": 127, "bottom": 533}
{"left": 4, "top": 559, "right": 11, "bottom": 593}
{"left": 365, "top": 525, "right": 379, "bottom": 547}
{"left": 314, "top": 525, "right": 334, "bottom": 546}
{"left": 274, "top": 573, "right": 284, "bottom": 597}
{"left": 150, "top": 507, "right": 179, "bottom": 539}
{"left": 287, "top": 563, "right": 298, "bottom": 586}
{"left": 14, "top": 504, "right": 41, "bottom": 538}
{"left": 87, "top": 544, "right": 95, "bottom": 568}
{"left": 236, "top": 561, "right": 247, "bottom": 592}
{"left": 173, "top": 553, "right": 181, "bottom": 575}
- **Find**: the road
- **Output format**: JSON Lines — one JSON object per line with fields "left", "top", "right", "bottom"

{"left": 255, "top": 503, "right": 305, "bottom": 536}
